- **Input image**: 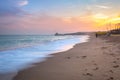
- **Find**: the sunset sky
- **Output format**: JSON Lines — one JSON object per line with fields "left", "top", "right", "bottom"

{"left": 0, "top": 0, "right": 120, "bottom": 35}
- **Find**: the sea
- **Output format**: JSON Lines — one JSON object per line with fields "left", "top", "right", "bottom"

{"left": 0, "top": 35, "right": 89, "bottom": 74}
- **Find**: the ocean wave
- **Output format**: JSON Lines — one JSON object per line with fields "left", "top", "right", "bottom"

{"left": 0, "top": 35, "right": 89, "bottom": 74}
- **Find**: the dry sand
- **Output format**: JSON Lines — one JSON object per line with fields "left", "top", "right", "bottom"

{"left": 12, "top": 34, "right": 120, "bottom": 80}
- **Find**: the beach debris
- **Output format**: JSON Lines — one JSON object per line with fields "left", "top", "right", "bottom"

{"left": 113, "top": 65, "right": 119, "bottom": 68}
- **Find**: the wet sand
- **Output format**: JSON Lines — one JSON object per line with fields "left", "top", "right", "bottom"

{"left": 13, "top": 34, "right": 120, "bottom": 80}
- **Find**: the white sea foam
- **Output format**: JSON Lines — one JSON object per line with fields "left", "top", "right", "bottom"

{"left": 0, "top": 35, "right": 89, "bottom": 74}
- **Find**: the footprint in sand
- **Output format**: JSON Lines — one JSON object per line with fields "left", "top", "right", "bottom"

{"left": 83, "top": 73, "right": 93, "bottom": 76}
{"left": 113, "top": 65, "right": 119, "bottom": 68}
{"left": 66, "top": 57, "right": 71, "bottom": 59}
{"left": 109, "top": 70, "right": 113, "bottom": 73}
{"left": 116, "top": 58, "right": 120, "bottom": 60}
{"left": 92, "top": 61, "right": 98, "bottom": 66}
{"left": 93, "top": 67, "right": 99, "bottom": 70}
{"left": 113, "top": 61, "right": 117, "bottom": 63}
{"left": 109, "top": 53, "right": 115, "bottom": 57}
{"left": 107, "top": 77, "right": 114, "bottom": 80}
{"left": 93, "top": 63, "right": 97, "bottom": 66}
{"left": 86, "top": 73, "right": 93, "bottom": 76}
{"left": 101, "top": 46, "right": 108, "bottom": 49}
{"left": 81, "top": 56, "right": 87, "bottom": 59}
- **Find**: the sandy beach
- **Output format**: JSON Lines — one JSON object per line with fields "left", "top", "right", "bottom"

{"left": 13, "top": 34, "right": 120, "bottom": 80}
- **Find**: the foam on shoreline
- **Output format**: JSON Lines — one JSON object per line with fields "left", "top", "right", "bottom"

{"left": 0, "top": 35, "right": 89, "bottom": 75}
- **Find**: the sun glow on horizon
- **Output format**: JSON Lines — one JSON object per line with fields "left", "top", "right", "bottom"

{"left": 93, "top": 13, "right": 109, "bottom": 19}
{"left": 91, "top": 13, "right": 120, "bottom": 30}
{"left": 1, "top": 0, "right": 120, "bottom": 34}
{"left": 91, "top": 13, "right": 109, "bottom": 29}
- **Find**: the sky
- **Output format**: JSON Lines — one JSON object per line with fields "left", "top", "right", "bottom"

{"left": 0, "top": 0, "right": 120, "bottom": 35}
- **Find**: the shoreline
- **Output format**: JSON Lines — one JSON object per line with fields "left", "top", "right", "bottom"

{"left": 0, "top": 35, "right": 89, "bottom": 80}
{"left": 13, "top": 34, "right": 120, "bottom": 80}
{"left": 1, "top": 34, "right": 120, "bottom": 80}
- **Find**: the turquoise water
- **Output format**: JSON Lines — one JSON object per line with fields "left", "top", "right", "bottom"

{"left": 0, "top": 35, "right": 89, "bottom": 74}
{"left": 0, "top": 35, "right": 72, "bottom": 51}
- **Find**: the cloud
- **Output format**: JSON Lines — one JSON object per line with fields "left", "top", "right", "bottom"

{"left": 95, "top": 5, "right": 111, "bottom": 9}
{"left": 0, "top": 0, "right": 28, "bottom": 16}
{"left": 0, "top": 13, "right": 95, "bottom": 35}
{"left": 18, "top": 0, "right": 29, "bottom": 6}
